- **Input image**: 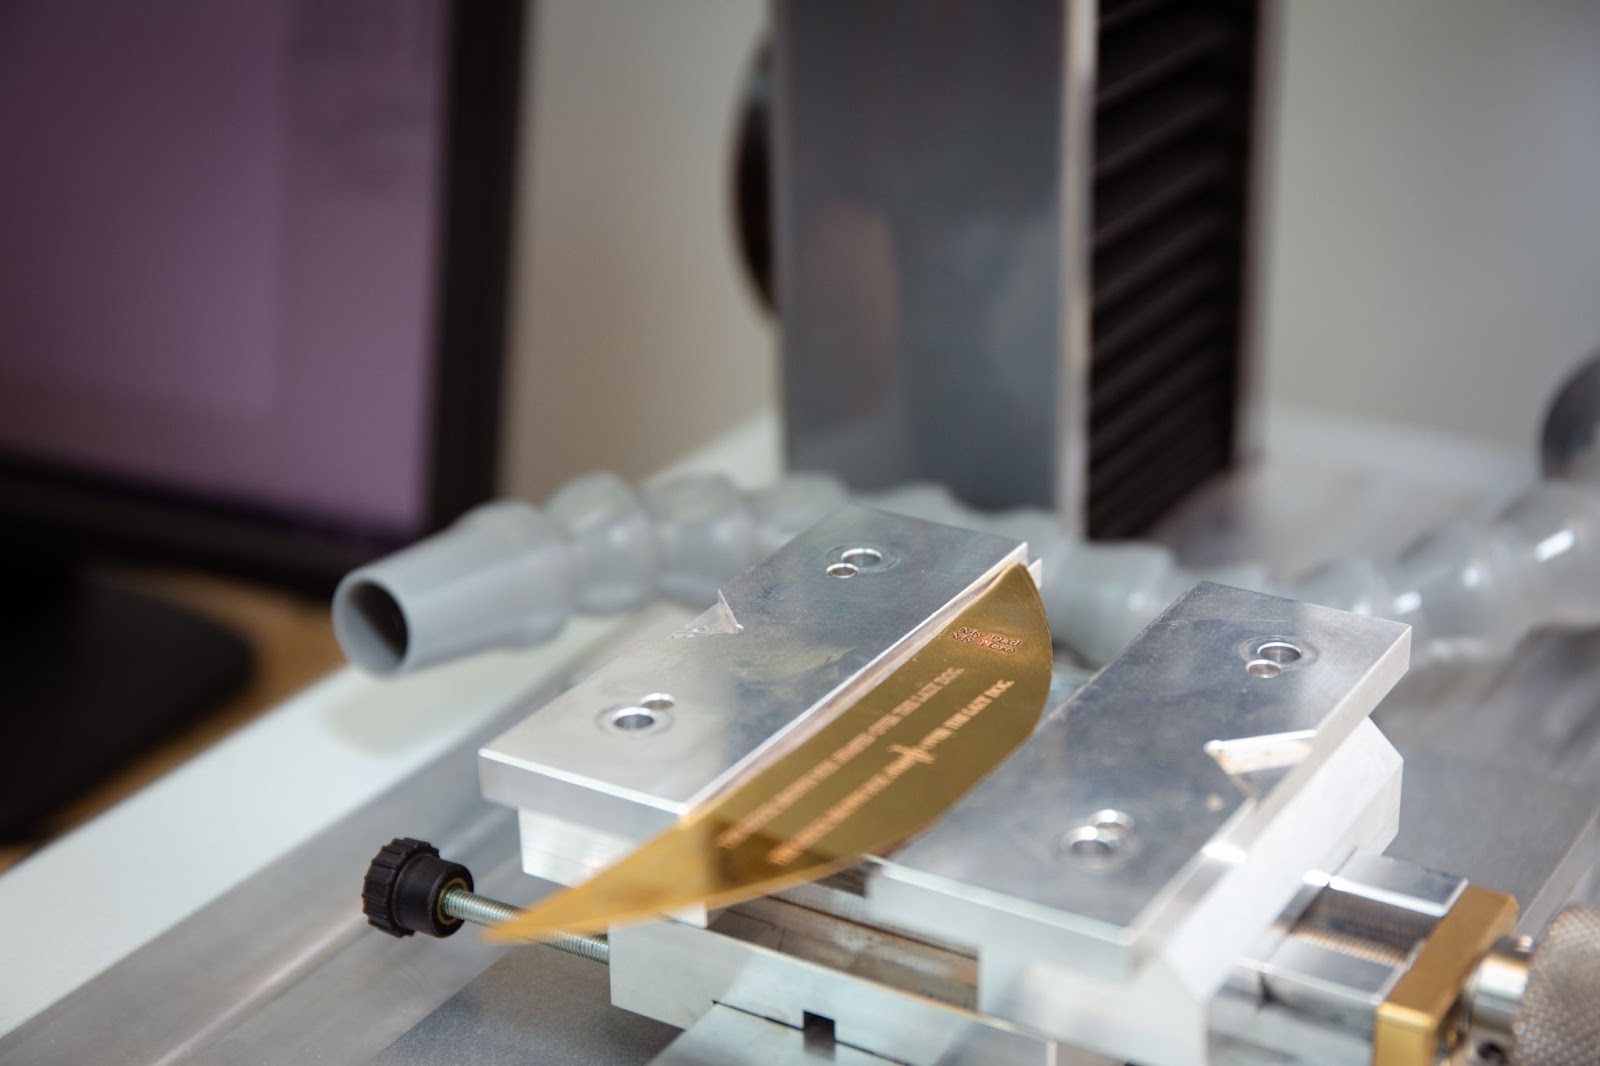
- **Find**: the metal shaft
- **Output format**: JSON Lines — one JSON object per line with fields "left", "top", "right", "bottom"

{"left": 1465, "top": 934, "right": 1532, "bottom": 1062}
{"left": 439, "top": 886, "right": 610, "bottom": 965}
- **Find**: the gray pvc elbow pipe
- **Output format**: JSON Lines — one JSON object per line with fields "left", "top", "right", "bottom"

{"left": 332, "top": 501, "right": 576, "bottom": 677}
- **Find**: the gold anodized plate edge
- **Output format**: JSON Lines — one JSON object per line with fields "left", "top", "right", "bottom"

{"left": 1372, "top": 884, "right": 1518, "bottom": 1066}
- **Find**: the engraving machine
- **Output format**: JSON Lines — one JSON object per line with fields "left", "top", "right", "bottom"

{"left": 346, "top": 506, "right": 1600, "bottom": 1066}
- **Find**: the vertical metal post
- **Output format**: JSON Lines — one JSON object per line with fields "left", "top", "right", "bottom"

{"left": 773, "top": 0, "right": 1097, "bottom": 531}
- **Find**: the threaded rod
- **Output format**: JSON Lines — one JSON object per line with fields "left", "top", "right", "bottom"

{"left": 440, "top": 886, "right": 610, "bottom": 964}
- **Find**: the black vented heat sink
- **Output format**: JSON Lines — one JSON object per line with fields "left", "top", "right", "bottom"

{"left": 1087, "top": 0, "right": 1259, "bottom": 539}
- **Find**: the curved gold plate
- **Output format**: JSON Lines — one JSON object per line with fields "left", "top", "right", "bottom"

{"left": 486, "top": 562, "right": 1053, "bottom": 943}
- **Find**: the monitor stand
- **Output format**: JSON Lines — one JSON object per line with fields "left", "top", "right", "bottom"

{"left": 0, "top": 555, "right": 253, "bottom": 840}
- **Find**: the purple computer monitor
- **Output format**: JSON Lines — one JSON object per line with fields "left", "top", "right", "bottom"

{"left": 0, "top": 0, "right": 521, "bottom": 589}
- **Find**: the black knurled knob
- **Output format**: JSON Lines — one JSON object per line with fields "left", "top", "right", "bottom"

{"left": 362, "top": 837, "right": 474, "bottom": 938}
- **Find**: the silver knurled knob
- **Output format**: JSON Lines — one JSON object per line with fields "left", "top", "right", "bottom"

{"left": 1512, "top": 905, "right": 1600, "bottom": 1066}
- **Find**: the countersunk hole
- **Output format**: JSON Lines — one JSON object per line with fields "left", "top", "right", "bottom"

{"left": 827, "top": 545, "right": 889, "bottom": 578}
{"left": 839, "top": 547, "right": 884, "bottom": 570}
{"left": 1070, "top": 835, "right": 1117, "bottom": 860}
{"left": 1063, "top": 809, "right": 1134, "bottom": 866}
{"left": 1241, "top": 637, "right": 1310, "bottom": 678}
{"left": 603, "top": 693, "right": 675, "bottom": 733}
{"left": 609, "top": 708, "right": 658, "bottom": 731}
{"left": 1254, "top": 640, "right": 1303, "bottom": 664}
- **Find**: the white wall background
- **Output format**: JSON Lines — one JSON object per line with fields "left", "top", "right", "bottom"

{"left": 1261, "top": 0, "right": 1600, "bottom": 453}
{"left": 500, "top": 0, "right": 774, "bottom": 501}
{"left": 500, "top": 0, "right": 1600, "bottom": 501}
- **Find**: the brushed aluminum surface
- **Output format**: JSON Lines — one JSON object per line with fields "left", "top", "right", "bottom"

{"left": 480, "top": 506, "right": 1031, "bottom": 883}
{"left": 488, "top": 562, "right": 1051, "bottom": 941}
{"left": 878, "top": 582, "right": 1410, "bottom": 948}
